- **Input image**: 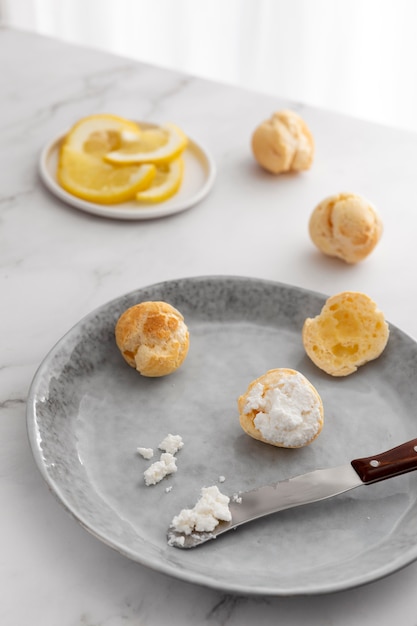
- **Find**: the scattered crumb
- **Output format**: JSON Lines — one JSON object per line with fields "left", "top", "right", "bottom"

{"left": 137, "top": 447, "right": 154, "bottom": 460}
{"left": 232, "top": 493, "right": 242, "bottom": 504}
{"left": 218, "top": 475, "right": 226, "bottom": 483}
{"left": 140, "top": 433, "right": 184, "bottom": 487}
{"left": 144, "top": 452, "right": 177, "bottom": 486}
{"left": 165, "top": 485, "right": 173, "bottom": 493}
{"left": 158, "top": 434, "right": 184, "bottom": 455}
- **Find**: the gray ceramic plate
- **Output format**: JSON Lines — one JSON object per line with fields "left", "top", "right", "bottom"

{"left": 26, "top": 276, "right": 417, "bottom": 596}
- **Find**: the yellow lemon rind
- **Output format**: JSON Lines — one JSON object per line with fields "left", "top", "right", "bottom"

{"left": 104, "top": 123, "right": 188, "bottom": 165}
{"left": 63, "top": 113, "right": 142, "bottom": 154}
{"left": 135, "top": 157, "right": 184, "bottom": 204}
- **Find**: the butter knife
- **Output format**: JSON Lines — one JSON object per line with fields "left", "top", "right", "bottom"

{"left": 168, "top": 438, "right": 417, "bottom": 548}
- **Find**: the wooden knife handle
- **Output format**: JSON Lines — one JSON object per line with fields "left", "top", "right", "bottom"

{"left": 351, "top": 438, "right": 417, "bottom": 484}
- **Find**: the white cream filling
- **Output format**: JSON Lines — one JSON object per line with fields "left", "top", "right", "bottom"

{"left": 245, "top": 373, "right": 321, "bottom": 447}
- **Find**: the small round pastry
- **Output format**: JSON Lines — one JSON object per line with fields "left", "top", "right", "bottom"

{"left": 309, "top": 193, "right": 383, "bottom": 263}
{"left": 302, "top": 291, "right": 389, "bottom": 377}
{"left": 115, "top": 301, "right": 189, "bottom": 377}
{"left": 238, "top": 368, "right": 324, "bottom": 448}
{"left": 251, "top": 110, "right": 314, "bottom": 174}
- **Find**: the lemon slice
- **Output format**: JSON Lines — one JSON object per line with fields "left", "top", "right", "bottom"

{"left": 105, "top": 123, "right": 188, "bottom": 165}
{"left": 64, "top": 113, "right": 142, "bottom": 157}
{"left": 136, "top": 157, "right": 184, "bottom": 203}
{"left": 57, "top": 146, "right": 156, "bottom": 204}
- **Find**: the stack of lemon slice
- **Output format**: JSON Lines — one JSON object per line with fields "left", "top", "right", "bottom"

{"left": 57, "top": 113, "right": 188, "bottom": 205}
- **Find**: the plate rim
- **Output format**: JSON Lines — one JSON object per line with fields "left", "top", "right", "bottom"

{"left": 38, "top": 122, "right": 217, "bottom": 220}
{"left": 26, "top": 275, "right": 417, "bottom": 596}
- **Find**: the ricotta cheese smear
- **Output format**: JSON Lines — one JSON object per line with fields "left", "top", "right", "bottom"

{"left": 170, "top": 485, "right": 232, "bottom": 536}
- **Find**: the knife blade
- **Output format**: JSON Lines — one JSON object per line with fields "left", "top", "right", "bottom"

{"left": 167, "top": 438, "right": 417, "bottom": 548}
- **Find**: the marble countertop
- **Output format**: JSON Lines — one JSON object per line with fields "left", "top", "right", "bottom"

{"left": 2, "top": 26, "right": 417, "bottom": 626}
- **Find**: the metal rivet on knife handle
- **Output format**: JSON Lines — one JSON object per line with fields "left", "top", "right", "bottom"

{"left": 351, "top": 438, "right": 417, "bottom": 484}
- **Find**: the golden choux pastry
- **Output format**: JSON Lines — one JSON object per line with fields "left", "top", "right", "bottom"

{"left": 251, "top": 110, "right": 314, "bottom": 174}
{"left": 309, "top": 193, "right": 383, "bottom": 263}
{"left": 302, "top": 291, "right": 389, "bottom": 377}
{"left": 238, "top": 368, "right": 324, "bottom": 448}
{"left": 115, "top": 301, "right": 189, "bottom": 377}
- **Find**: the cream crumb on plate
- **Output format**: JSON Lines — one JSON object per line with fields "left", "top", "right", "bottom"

{"left": 158, "top": 434, "right": 184, "bottom": 454}
{"left": 142, "top": 433, "right": 184, "bottom": 486}
{"left": 144, "top": 452, "right": 177, "bottom": 486}
{"left": 137, "top": 447, "right": 154, "bottom": 460}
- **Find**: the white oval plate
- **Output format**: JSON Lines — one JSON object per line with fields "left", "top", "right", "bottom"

{"left": 26, "top": 276, "right": 417, "bottom": 596}
{"left": 39, "top": 122, "right": 216, "bottom": 220}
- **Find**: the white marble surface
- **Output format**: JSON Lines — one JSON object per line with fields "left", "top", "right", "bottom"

{"left": 2, "top": 26, "right": 417, "bottom": 625}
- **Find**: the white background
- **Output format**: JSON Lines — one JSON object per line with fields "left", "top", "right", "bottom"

{"left": 2, "top": 0, "right": 417, "bottom": 132}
